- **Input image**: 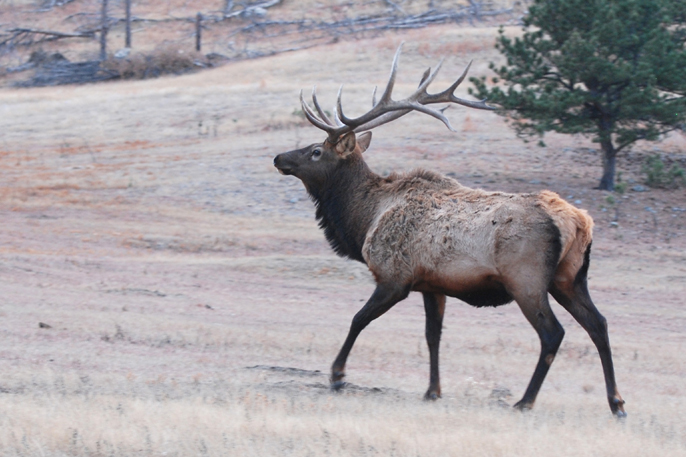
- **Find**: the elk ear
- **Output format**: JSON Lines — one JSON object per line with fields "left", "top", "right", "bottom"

{"left": 334, "top": 132, "right": 357, "bottom": 157}
{"left": 357, "top": 132, "right": 372, "bottom": 153}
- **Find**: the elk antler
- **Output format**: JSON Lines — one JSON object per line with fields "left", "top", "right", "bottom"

{"left": 300, "top": 43, "right": 494, "bottom": 144}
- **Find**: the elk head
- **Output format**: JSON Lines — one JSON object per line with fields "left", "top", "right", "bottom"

{"left": 274, "top": 43, "right": 494, "bottom": 190}
{"left": 273, "top": 131, "right": 372, "bottom": 192}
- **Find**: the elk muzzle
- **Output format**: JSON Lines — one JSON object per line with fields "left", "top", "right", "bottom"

{"left": 273, "top": 152, "right": 294, "bottom": 175}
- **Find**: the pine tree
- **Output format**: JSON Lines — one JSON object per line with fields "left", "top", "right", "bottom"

{"left": 470, "top": 0, "right": 686, "bottom": 190}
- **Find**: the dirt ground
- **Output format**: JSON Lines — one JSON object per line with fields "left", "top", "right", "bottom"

{"left": 0, "top": 24, "right": 685, "bottom": 456}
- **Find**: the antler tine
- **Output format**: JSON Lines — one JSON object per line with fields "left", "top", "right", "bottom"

{"left": 417, "top": 58, "right": 444, "bottom": 93}
{"left": 300, "top": 90, "right": 341, "bottom": 135}
{"left": 335, "top": 85, "right": 347, "bottom": 126}
{"left": 448, "top": 60, "right": 471, "bottom": 92}
{"left": 311, "top": 87, "right": 336, "bottom": 127}
{"left": 372, "top": 86, "right": 378, "bottom": 107}
{"left": 378, "top": 42, "right": 403, "bottom": 105}
{"left": 424, "top": 60, "right": 495, "bottom": 110}
{"left": 336, "top": 43, "right": 405, "bottom": 128}
{"left": 418, "top": 67, "right": 431, "bottom": 87}
{"left": 404, "top": 101, "right": 456, "bottom": 131}
{"left": 333, "top": 107, "right": 345, "bottom": 127}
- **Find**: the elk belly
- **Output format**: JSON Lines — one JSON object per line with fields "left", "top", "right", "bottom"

{"left": 413, "top": 264, "right": 513, "bottom": 308}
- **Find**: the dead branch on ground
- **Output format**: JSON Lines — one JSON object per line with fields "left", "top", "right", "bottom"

{"left": 220, "top": 0, "right": 282, "bottom": 20}
{"left": 227, "top": 4, "right": 513, "bottom": 40}
{"left": 29, "top": 0, "right": 77, "bottom": 13}
{"left": 383, "top": 0, "right": 407, "bottom": 16}
{"left": 15, "top": 60, "right": 118, "bottom": 87}
{"left": 0, "top": 28, "right": 94, "bottom": 50}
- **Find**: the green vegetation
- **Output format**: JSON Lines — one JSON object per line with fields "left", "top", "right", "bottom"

{"left": 642, "top": 155, "right": 686, "bottom": 188}
{"left": 470, "top": 0, "right": 686, "bottom": 190}
{"left": 614, "top": 172, "right": 627, "bottom": 195}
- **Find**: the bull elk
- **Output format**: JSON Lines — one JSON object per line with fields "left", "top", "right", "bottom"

{"left": 273, "top": 44, "right": 626, "bottom": 416}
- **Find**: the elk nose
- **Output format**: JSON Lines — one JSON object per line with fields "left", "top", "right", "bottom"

{"left": 273, "top": 154, "right": 290, "bottom": 175}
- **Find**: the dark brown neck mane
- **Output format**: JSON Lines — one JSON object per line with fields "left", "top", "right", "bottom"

{"left": 306, "top": 156, "right": 381, "bottom": 263}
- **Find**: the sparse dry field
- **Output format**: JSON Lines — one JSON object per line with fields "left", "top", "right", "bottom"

{"left": 1, "top": 25, "right": 685, "bottom": 456}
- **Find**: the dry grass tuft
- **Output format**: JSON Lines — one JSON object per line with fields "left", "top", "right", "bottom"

{"left": 102, "top": 46, "right": 209, "bottom": 80}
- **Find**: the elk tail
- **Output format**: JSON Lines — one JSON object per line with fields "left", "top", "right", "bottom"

{"left": 537, "top": 190, "right": 594, "bottom": 279}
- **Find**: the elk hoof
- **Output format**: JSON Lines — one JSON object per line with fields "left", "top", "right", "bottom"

{"left": 330, "top": 370, "right": 346, "bottom": 391}
{"left": 331, "top": 381, "right": 346, "bottom": 392}
{"left": 513, "top": 400, "right": 533, "bottom": 411}
{"left": 330, "top": 370, "right": 345, "bottom": 382}
{"left": 423, "top": 391, "right": 441, "bottom": 401}
{"left": 610, "top": 397, "right": 627, "bottom": 418}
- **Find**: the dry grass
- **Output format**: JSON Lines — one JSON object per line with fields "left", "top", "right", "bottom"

{"left": 102, "top": 46, "right": 208, "bottom": 80}
{"left": 1, "top": 374, "right": 683, "bottom": 456}
{"left": 0, "top": 25, "right": 685, "bottom": 456}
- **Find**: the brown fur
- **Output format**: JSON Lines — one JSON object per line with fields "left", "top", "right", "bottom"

{"left": 363, "top": 171, "right": 564, "bottom": 299}
{"left": 537, "top": 190, "right": 594, "bottom": 294}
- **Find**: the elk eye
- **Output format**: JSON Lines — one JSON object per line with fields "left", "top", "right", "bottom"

{"left": 311, "top": 148, "right": 322, "bottom": 160}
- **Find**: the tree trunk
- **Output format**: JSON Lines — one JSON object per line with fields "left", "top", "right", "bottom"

{"left": 598, "top": 138, "right": 616, "bottom": 191}
{"left": 596, "top": 116, "right": 617, "bottom": 191}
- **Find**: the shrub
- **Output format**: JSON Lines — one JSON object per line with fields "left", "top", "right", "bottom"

{"left": 642, "top": 155, "right": 686, "bottom": 189}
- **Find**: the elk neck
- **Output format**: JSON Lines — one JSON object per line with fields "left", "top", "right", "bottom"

{"left": 306, "top": 155, "right": 382, "bottom": 263}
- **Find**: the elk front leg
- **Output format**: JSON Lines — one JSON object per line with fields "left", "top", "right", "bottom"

{"left": 331, "top": 283, "right": 410, "bottom": 390}
{"left": 423, "top": 292, "right": 446, "bottom": 400}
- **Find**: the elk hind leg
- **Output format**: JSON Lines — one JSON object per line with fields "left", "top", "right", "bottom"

{"left": 550, "top": 276, "right": 626, "bottom": 417}
{"left": 512, "top": 290, "right": 565, "bottom": 411}
{"left": 330, "top": 282, "right": 410, "bottom": 390}
{"left": 423, "top": 292, "right": 446, "bottom": 400}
